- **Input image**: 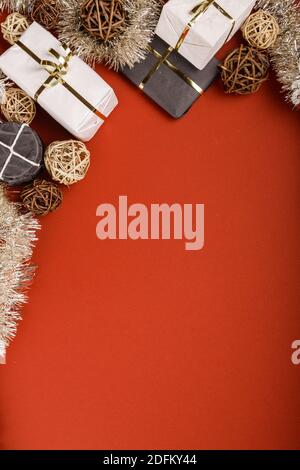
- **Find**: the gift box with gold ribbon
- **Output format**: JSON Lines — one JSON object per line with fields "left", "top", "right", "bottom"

{"left": 156, "top": 0, "right": 256, "bottom": 71}
{"left": 122, "top": 35, "right": 219, "bottom": 119}
{"left": 0, "top": 22, "right": 118, "bottom": 142}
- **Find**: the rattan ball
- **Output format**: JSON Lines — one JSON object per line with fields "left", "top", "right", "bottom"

{"left": 21, "top": 179, "right": 63, "bottom": 217}
{"left": 81, "top": 0, "right": 126, "bottom": 41}
{"left": 1, "top": 12, "right": 30, "bottom": 45}
{"left": 1, "top": 88, "right": 36, "bottom": 124}
{"left": 220, "top": 45, "right": 270, "bottom": 95}
{"left": 31, "top": 0, "right": 60, "bottom": 30}
{"left": 44, "top": 140, "right": 91, "bottom": 186}
{"left": 242, "top": 10, "right": 280, "bottom": 50}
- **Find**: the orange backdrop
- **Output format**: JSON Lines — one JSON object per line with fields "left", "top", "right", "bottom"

{"left": 0, "top": 14, "right": 300, "bottom": 450}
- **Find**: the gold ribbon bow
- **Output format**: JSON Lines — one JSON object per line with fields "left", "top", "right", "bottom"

{"left": 16, "top": 41, "right": 106, "bottom": 121}
{"left": 36, "top": 44, "right": 73, "bottom": 100}
{"left": 139, "top": 0, "right": 235, "bottom": 91}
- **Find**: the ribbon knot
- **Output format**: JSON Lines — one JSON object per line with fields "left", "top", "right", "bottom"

{"left": 16, "top": 40, "right": 107, "bottom": 121}
{"left": 39, "top": 45, "right": 72, "bottom": 91}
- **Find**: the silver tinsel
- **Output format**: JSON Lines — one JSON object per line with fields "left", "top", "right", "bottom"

{"left": 0, "top": 0, "right": 32, "bottom": 12}
{"left": 57, "top": 0, "right": 161, "bottom": 70}
{"left": 0, "top": 71, "right": 12, "bottom": 104}
{"left": 0, "top": 186, "right": 40, "bottom": 364}
{"left": 257, "top": 0, "right": 300, "bottom": 107}
{"left": 0, "top": 0, "right": 66, "bottom": 14}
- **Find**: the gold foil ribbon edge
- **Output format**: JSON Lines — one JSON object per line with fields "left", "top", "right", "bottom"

{"left": 146, "top": 45, "right": 203, "bottom": 95}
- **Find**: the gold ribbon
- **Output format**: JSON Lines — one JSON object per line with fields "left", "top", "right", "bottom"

{"left": 147, "top": 45, "right": 203, "bottom": 94}
{"left": 16, "top": 41, "right": 107, "bottom": 122}
{"left": 139, "top": 0, "right": 235, "bottom": 91}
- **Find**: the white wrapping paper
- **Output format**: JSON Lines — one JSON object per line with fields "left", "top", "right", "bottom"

{"left": 155, "top": 0, "right": 256, "bottom": 70}
{"left": 0, "top": 22, "right": 118, "bottom": 141}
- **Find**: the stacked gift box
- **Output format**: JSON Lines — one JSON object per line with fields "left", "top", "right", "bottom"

{"left": 123, "top": 0, "right": 256, "bottom": 117}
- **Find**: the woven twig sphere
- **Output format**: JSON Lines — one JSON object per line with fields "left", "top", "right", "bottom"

{"left": 1, "top": 12, "right": 29, "bottom": 45}
{"left": 221, "top": 45, "right": 270, "bottom": 95}
{"left": 1, "top": 87, "right": 36, "bottom": 124}
{"left": 242, "top": 9, "right": 280, "bottom": 50}
{"left": 45, "top": 140, "right": 90, "bottom": 186}
{"left": 21, "top": 179, "right": 63, "bottom": 217}
{"left": 31, "top": 0, "right": 60, "bottom": 30}
{"left": 81, "top": 0, "right": 127, "bottom": 41}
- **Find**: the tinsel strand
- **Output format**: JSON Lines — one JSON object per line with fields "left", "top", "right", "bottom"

{"left": 0, "top": 186, "right": 40, "bottom": 364}
{"left": 0, "top": 0, "right": 68, "bottom": 15}
{"left": 57, "top": 0, "right": 161, "bottom": 70}
{"left": 257, "top": 0, "right": 300, "bottom": 107}
{"left": 0, "top": 0, "right": 32, "bottom": 12}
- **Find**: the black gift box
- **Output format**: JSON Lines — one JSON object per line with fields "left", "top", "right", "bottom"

{"left": 0, "top": 122, "right": 43, "bottom": 186}
{"left": 122, "top": 35, "right": 220, "bottom": 118}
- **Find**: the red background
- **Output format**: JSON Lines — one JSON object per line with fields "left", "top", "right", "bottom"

{"left": 0, "top": 13, "right": 300, "bottom": 450}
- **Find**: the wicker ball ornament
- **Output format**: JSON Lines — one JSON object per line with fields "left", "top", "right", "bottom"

{"left": 45, "top": 140, "right": 91, "bottom": 186}
{"left": 21, "top": 179, "right": 63, "bottom": 217}
{"left": 31, "top": 0, "right": 60, "bottom": 30}
{"left": 81, "top": 0, "right": 126, "bottom": 41}
{"left": 1, "top": 12, "right": 30, "bottom": 45}
{"left": 242, "top": 10, "right": 280, "bottom": 50}
{"left": 1, "top": 88, "right": 36, "bottom": 124}
{"left": 221, "top": 45, "right": 270, "bottom": 95}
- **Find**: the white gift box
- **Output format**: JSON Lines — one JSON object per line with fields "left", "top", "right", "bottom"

{"left": 155, "top": 0, "right": 256, "bottom": 70}
{"left": 0, "top": 22, "right": 118, "bottom": 141}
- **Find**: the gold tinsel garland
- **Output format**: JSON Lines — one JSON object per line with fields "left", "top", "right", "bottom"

{"left": 57, "top": 0, "right": 161, "bottom": 70}
{"left": 257, "top": 0, "right": 300, "bottom": 107}
{"left": 0, "top": 185, "right": 40, "bottom": 364}
{"left": 0, "top": 0, "right": 64, "bottom": 20}
{"left": 0, "top": 0, "right": 32, "bottom": 12}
